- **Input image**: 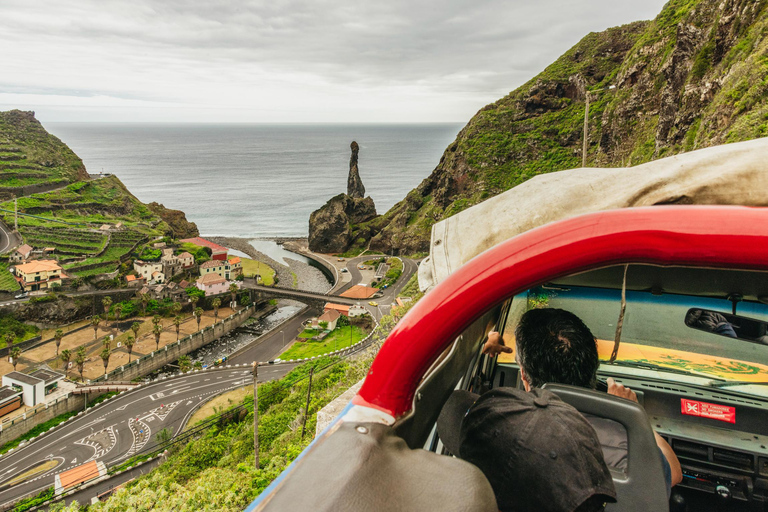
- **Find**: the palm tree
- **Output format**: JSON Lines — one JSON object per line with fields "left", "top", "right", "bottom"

{"left": 75, "top": 346, "right": 87, "bottom": 382}
{"left": 91, "top": 316, "right": 100, "bottom": 340}
{"left": 54, "top": 329, "right": 64, "bottom": 357}
{"left": 178, "top": 355, "right": 191, "bottom": 373}
{"left": 190, "top": 294, "right": 200, "bottom": 310}
{"left": 131, "top": 322, "right": 141, "bottom": 341}
{"left": 100, "top": 347, "right": 111, "bottom": 376}
{"left": 125, "top": 335, "right": 135, "bottom": 363}
{"left": 114, "top": 303, "right": 123, "bottom": 332}
{"left": 171, "top": 301, "right": 182, "bottom": 317}
{"left": 60, "top": 349, "right": 72, "bottom": 376}
{"left": 9, "top": 346, "right": 21, "bottom": 372}
{"left": 194, "top": 307, "right": 204, "bottom": 331}
{"left": 102, "top": 296, "right": 113, "bottom": 327}
{"left": 152, "top": 315, "right": 161, "bottom": 328}
{"left": 102, "top": 336, "right": 111, "bottom": 351}
{"left": 4, "top": 332, "right": 14, "bottom": 350}
{"left": 140, "top": 293, "right": 151, "bottom": 317}
{"left": 153, "top": 324, "right": 162, "bottom": 351}
{"left": 212, "top": 298, "right": 221, "bottom": 322}
{"left": 174, "top": 315, "right": 182, "bottom": 340}
{"left": 229, "top": 283, "right": 238, "bottom": 307}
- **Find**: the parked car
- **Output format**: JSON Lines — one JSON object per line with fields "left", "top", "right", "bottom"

{"left": 14, "top": 292, "right": 28, "bottom": 299}
{"left": 248, "top": 206, "right": 768, "bottom": 512}
{"left": 341, "top": 268, "right": 348, "bottom": 273}
{"left": 368, "top": 301, "right": 378, "bottom": 307}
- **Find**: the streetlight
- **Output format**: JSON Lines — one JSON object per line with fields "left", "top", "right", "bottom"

{"left": 582, "top": 85, "right": 616, "bottom": 168}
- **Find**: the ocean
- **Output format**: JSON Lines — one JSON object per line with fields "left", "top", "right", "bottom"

{"left": 46, "top": 123, "right": 463, "bottom": 238}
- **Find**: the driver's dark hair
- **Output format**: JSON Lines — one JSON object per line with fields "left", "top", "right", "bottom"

{"left": 515, "top": 308, "right": 599, "bottom": 389}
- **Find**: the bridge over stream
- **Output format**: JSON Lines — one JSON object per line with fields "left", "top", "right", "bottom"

{"left": 241, "top": 279, "right": 364, "bottom": 309}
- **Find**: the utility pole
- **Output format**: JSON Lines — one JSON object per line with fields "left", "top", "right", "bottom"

{"left": 252, "top": 362, "right": 259, "bottom": 468}
{"left": 13, "top": 196, "right": 18, "bottom": 231}
{"left": 300, "top": 367, "right": 314, "bottom": 439}
{"left": 582, "top": 93, "right": 591, "bottom": 168}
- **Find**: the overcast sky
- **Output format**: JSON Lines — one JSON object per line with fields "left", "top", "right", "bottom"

{"left": 1, "top": 1, "right": 667, "bottom": 123}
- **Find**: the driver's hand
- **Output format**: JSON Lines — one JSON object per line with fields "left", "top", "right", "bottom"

{"left": 607, "top": 377, "right": 638, "bottom": 402}
{"left": 482, "top": 331, "right": 513, "bottom": 356}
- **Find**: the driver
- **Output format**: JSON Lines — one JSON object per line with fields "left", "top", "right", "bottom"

{"left": 483, "top": 308, "right": 682, "bottom": 495}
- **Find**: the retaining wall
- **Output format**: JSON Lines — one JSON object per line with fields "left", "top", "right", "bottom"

{"left": 0, "top": 306, "right": 254, "bottom": 447}
{"left": 93, "top": 305, "right": 255, "bottom": 382}
{"left": 0, "top": 393, "right": 85, "bottom": 447}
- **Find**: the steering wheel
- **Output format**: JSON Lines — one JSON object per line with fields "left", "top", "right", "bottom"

{"left": 541, "top": 383, "right": 668, "bottom": 512}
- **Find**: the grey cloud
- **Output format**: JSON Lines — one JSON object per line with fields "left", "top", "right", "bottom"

{"left": 0, "top": 0, "right": 667, "bottom": 117}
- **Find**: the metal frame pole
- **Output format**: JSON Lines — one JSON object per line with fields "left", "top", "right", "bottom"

{"left": 300, "top": 368, "right": 314, "bottom": 439}
{"left": 253, "top": 362, "right": 259, "bottom": 468}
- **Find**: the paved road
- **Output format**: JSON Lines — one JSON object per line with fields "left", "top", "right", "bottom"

{"left": 0, "top": 219, "right": 18, "bottom": 255}
{"left": 335, "top": 255, "right": 418, "bottom": 320}
{"left": 0, "top": 363, "right": 299, "bottom": 508}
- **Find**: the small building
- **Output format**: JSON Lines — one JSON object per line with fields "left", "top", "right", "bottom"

{"left": 134, "top": 260, "right": 163, "bottom": 282}
{"left": 150, "top": 270, "right": 165, "bottom": 284}
{"left": 153, "top": 242, "right": 167, "bottom": 249}
{"left": 348, "top": 304, "right": 368, "bottom": 317}
{"left": 9, "top": 244, "right": 33, "bottom": 264}
{"left": 99, "top": 224, "right": 111, "bottom": 232}
{"left": 125, "top": 275, "right": 145, "bottom": 287}
{"left": 13, "top": 260, "right": 64, "bottom": 291}
{"left": 196, "top": 273, "right": 230, "bottom": 296}
{"left": 340, "top": 285, "right": 378, "bottom": 300}
{"left": 179, "top": 279, "right": 191, "bottom": 290}
{"left": 0, "top": 386, "right": 23, "bottom": 417}
{"left": 2, "top": 367, "right": 64, "bottom": 407}
{"left": 324, "top": 303, "right": 351, "bottom": 317}
{"left": 312, "top": 309, "right": 340, "bottom": 331}
{"left": 226, "top": 257, "right": 242, "bottom": 280}
{"left": 179, "top": 237, "right": 228, "bottom": 261}
{"left": 178, "top": 252, "right": 194, "bottom": 268}
{"left": 200, "top": 259, "right": 226, "bottom": 277}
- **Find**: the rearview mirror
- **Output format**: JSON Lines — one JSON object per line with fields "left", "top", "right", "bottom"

{"left": 685, "top": 308, "right": 768, "bottom": 345}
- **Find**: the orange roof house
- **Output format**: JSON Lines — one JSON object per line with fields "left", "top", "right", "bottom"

{"left": 324, "top": 303, "right": 351, "bottom": 316}
{"left": 340, "top": 285, "right": 378, "bottom": 300}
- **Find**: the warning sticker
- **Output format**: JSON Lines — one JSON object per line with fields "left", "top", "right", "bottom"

{"left": 681, "top": 399, "right": 735, "bottom": 424}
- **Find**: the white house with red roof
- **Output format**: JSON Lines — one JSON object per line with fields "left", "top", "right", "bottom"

{"left": 196, "top": 273, "right": 230, "bottom": 296}
{"left": 9, "top": 244, "right": 33, "bottom": 264}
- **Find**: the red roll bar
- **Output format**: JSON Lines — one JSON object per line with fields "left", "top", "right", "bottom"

{"left": 354, "top": 206, "right": 768, "bottom": 419}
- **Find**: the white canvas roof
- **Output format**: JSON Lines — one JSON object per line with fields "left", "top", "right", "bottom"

{"left": 419, "top": 137, "right": 768, "bottom": 291}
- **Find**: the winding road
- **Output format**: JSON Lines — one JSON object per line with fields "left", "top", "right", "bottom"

{"left": 0, "top": 252, "right": 419, "bottom": 507}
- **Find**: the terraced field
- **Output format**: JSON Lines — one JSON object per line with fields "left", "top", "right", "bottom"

{"left": 0, "top": 261, "right": 19, "bottom": 292}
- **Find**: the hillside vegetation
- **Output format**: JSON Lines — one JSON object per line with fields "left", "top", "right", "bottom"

{"left": 0, "top": 110, "right": 88, "bottom": 198}
{"left": 348, "top": 0, "right": 768, "bottom": 254}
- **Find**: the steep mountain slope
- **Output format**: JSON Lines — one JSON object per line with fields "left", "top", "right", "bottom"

{"left": 0, "top": 110, "right": 89, "bottom": 199}
{"left": 358, "top": 0, "right": 768, "bottom": 254}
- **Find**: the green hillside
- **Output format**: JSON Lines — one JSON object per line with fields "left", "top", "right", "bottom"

{"left": 0, "top": 110, "right": 88, "bottom": 198}
{"left": 351, "top": 0, "right": 768, "bottom": 254}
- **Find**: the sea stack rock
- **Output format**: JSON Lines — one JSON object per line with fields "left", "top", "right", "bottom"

{"left": 347, "top": 141, "right": 365, "bottom": 198}
{"left": 308, "top": 141, "right": 378, "bottom": 253}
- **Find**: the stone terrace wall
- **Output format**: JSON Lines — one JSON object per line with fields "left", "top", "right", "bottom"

{"left": 0, "top": 393, "right": 85, "bottom": 447}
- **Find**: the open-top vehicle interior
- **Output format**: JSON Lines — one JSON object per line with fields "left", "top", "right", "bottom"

{"left": 249, "top": 207, "right": 768, "bottom": 512}
{"left": 451, "top": 264, "right": 768, "bottom": 511}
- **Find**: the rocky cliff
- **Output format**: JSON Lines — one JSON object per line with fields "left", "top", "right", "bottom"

{"left": 308, "top": 142, "right": 377, "bottom": 253}
{"left": 353, "top": 0, "right": 768, "bottom": 254}
{"left": 148, "top": 201, "right": 200, "bottom": 238}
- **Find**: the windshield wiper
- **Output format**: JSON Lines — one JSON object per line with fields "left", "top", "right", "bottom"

{"left": 599, "top": 360, "right": 726, "bottom": 380}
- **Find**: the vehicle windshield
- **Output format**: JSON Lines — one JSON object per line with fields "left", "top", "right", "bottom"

{"left": 497, "top": 265, "right": 768, "bottom": 398}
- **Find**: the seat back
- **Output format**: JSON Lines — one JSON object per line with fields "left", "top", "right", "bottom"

{"left": 542, "top": 383, "right": 668, "bottom": 511}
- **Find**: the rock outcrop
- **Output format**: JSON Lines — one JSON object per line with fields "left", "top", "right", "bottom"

{"left": 308, "top": 194, "right": 377, "bottom": 253}
{"left": 308, "top": 142, "right": 378, "bottom": 253}
{"left": 147, "top": 202, "right": 199, "bottom": 238}
{"left": 347, "top": 141, "right": 365, "bottom": 198}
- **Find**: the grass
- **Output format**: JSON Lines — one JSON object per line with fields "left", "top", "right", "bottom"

{"left": 185, "top": 386, "right": 251, "bottom": 429}
{"left": 279, "top": 325, "right": 366, "bottom": 360}
{"left": 69, "top": 263, "right": 118, "bottom": 277}
{"left": 399, "top": 272, "right": 420, "bottom": 298}
{"left": 0, "top": 261, "right": 19, "bottom": 292}
{"left": 240, "top": 258, "right": 275, "bottom": 286}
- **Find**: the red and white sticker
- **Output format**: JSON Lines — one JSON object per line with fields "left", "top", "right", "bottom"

{"left": 681, "top": 399, "right": 735, "bottom": 424}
